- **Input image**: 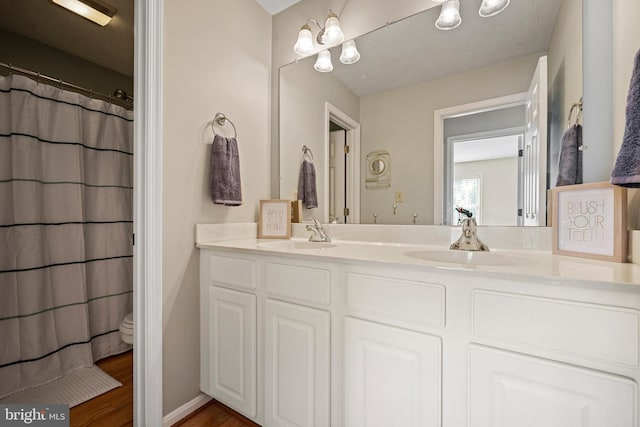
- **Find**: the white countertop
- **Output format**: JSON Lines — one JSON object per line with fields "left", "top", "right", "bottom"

{"left": 197, "top": 236, "right": 640, "bottom": 288}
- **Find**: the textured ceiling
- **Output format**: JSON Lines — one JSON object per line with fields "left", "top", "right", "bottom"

{"left": 255, "top": 0, "right": 302, "bottom": 15}
{"left": 323, "top": 0, "right": 564, "bottom": 96}
{"left": 0, "top": 0, "right": 134, "bottom": 77}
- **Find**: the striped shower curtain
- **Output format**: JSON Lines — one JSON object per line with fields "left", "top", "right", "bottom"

{"left": 0, "top": 74, "right": 133, "bottom": 398}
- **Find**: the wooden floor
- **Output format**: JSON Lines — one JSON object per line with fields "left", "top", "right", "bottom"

{"left": 70, "top": 350, "right": 133, "bottom": 427}
{"left": 173, "top": 400, "right": 260, "bottom": 427}
{"left": 68, "top": 350, "right": 258, "bottom": 427}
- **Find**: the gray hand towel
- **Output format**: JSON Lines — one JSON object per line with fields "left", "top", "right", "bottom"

{"left": 556, "top": 124, "right": 583, "bottom": 186}
{"left": 611, "top": 49, "right": 640, "bottom": 187}
{"left": 298, "top": 159, "right": 318, "bottom": 209}
{"left": 210, "top": 134, "right": 242, "bottom": 206}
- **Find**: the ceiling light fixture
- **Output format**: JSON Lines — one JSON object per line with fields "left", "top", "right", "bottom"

{"left": 435, "top": 0, "right": 462, "bottom": 30}
{"left": 478, "top": 0, "right": 511, "bottom": 17}
{"left": 50, "top": 0, "right": 117, "bottom": 26}
{"left": 294, "top": 10, "right": 360, "bottom": 72}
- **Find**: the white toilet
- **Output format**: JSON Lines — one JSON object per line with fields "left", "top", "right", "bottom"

{"left": 119, "top": 312, "right": 134, "bottom": 345}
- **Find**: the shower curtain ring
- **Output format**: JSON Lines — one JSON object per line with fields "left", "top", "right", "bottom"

{"left": 36, "top": 72, "right": 40, "bottom": 84}
{"left": 7, "top": 63, "right": 13, "bottom": 75}
{"left": 58, "top": 79, "right": 64, "bottom": 91}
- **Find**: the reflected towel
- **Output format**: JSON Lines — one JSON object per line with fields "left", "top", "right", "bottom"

{"left": 611, "top": 49, "right": 640, "bottom": 187}
{"left": 556, "top": 124, "right": 583, "bottom": 186}
{"left": 210, "top": 134, "right": 242, "bottom": 206}
{"left": 298, "top": 159, "right": 318, "bottom": 209}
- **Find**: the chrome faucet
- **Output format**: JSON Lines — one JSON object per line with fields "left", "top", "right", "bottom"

{"left": 450, "top": 208, "right": 489, "bottom": 252}
{"left": 306, "top": 217, "right": 331, "bottom": 242}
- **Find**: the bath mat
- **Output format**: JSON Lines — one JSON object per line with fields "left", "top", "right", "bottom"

{"left": 0, "top": 365, "right": 121, "bottom": 408}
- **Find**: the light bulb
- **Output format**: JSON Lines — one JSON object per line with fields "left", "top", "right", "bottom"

{"left": 435, "top": 0, "right": 462, "bottom": 30}
{"left": 322, "top": 13, "right": 344, "bottom": 45}
{"left": 340, "top": 40, "right": 361, "bottom": 65}
{"left": 314, "top": 50, "right": 333, "bottom": 72}
{"left": 294, "top": 24, "right": 314, "bottom": 55}
{"left": 479, "top": 0, "right": 510, "bottom": 17}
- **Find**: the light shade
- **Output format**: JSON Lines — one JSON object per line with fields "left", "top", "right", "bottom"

{"left": 50, "top": 0, "right": 116, "bottom": 26}
{"left": 322, "top": 13, "right": 344, "bottom": 45}
{"left": 314, "top": 50, "right": 333, "bottom": 72}
{"left": 340, "top": 40, "right": 361, "bottom": 65}
{"left": 435, "top": 0, "right": 462, "bottom": 30}
{"left": 479, "top": 0, "right": 511, "bottom": 17}
{"left": 294, "top": 24, "right": 314, "bottom": 55}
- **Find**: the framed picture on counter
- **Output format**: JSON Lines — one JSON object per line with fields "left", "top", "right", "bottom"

{"left": 551, "top": 182, "right": 627, "bottom": 262}
{"left": 258, "top": 199, "right": 291, "bottom": 239}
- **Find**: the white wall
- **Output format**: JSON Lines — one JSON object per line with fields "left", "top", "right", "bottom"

{"left": 454, "top": 157, "right": 519, "bottom": 226}
{"left": 162, "top": 0, "right": 271, "bottom": 415}
{"left": 279, "top": 57, "right": 360, "bottom": 222}
{"left": 359, "top": 53, "right": 540, "bottom": 225}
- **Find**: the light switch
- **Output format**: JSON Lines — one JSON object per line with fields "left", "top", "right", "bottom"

{"left": 395, "top": 191, "right": 404, "bottom": 203}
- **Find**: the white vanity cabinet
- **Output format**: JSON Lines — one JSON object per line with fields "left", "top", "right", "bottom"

{"left": 200, "top": 252, "right": 259, "bottom": 419}
{"left": 344, "top": 317, "right": 441, "bottom": 427}
{"left": 200, "top": 246, "right": 640, "bottom": 427}
{"left": 265, "top": 299, "right": 330, "bottom": 427}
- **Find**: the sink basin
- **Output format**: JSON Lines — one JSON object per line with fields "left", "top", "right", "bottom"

{"left": 258, "top": 240, "right": 337, "bottom": 250}
{"left": 404, "top": 249, "right": 535, "bottom": 267}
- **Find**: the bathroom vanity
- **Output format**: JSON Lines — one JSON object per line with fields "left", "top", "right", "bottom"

{"left": 197, "top": 224, "right": 640, "bottom": 427}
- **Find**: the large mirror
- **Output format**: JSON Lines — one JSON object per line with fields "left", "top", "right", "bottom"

{"left": 279, "top": 0, "right": 583, "bottom": 225}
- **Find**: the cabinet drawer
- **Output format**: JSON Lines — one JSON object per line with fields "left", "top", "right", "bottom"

{"left": 472, "top": 290, "right": 640, "bottom": 366}
{"left": 265, "top": 262, "right": 331, "bottom": 306}
{"left": 208, "top": 254, "right": 256, "bottom": 290}
{"left": 346, "top": 273, "right": 445, "bottom": 332}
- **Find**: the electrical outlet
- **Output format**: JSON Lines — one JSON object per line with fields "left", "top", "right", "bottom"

{"left": 395, "top": 191, "right": 404, "bottom": 203}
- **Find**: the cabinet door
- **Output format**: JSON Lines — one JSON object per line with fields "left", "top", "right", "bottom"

{"left": 265, "top": 299, "right": 330, "bottom": 427}
{"left": 468, "top": 345, "right": 636, "bottom": 427}
{"left": 344, "top": 317, "right": 442, "bottom": 427}
{"left": 206, "top": 286, "right": 257, "bottom": 417}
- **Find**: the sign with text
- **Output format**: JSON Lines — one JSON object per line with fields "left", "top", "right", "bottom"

{"left": 258, "top": 199, "right": 291, "bottom": 239}
{"left": 552, "top": 182, "right": 627, "bottom": 262}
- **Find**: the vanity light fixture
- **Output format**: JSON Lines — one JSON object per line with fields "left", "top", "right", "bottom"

{"left": 294, "top": 10, "right": 360, "bottom": 72}
{"left": 435, "top": 0, "right": 462, "bottom": 30}
{"left": 479, "top": 0, "right": 511, "bottom": 17}
{"left": 50, "top": 0, "right": 117, "bottom": 26}
{"left": 314, "top": 50, "right": 334, "bottom": 72}
{"left": 340, "top": 40, "right": 361, "bottom": 65}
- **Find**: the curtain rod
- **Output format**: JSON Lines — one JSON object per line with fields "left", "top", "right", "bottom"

{"left": 0, "top": 61, "right": 134, "bottom": 106}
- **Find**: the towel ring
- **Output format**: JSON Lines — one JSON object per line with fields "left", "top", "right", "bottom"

{"left": 302, "top": 145, "right": 314, "bottom": 161}
{"left": 212, "top": 112, "right": 237, "bottom": 138}
{"left": 567, "top": 97, "right": 583, "bottom": 128}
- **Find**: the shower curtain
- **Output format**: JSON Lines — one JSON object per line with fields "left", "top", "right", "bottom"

{"left": 0, "top": 74, "right": 133, "bottom": 398}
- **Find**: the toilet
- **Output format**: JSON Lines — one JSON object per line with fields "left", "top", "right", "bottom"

{"left": 119, "top": 312, "right": 134, "bottom": 345}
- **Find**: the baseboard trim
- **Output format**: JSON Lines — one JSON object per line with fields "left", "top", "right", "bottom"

{"left": 162, "top": 393, "right": 212, "bottom": 427}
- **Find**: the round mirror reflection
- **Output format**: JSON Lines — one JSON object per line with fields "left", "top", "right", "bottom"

{"left": 370, "top": 158, "right": 387, "bottom": 175}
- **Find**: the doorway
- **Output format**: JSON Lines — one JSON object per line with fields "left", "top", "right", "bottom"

{"left": 324, "top": 102, "right": 361, "bottom": 224}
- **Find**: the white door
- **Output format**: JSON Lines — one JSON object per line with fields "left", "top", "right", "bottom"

{"left": 329, "top": 129, "right": 347, "bottom": 223}
{"left": 206, "top": 286, "right": 257, "bottom": 417}
{"left": 265, "top": 299, "right": 330, "bottom": 427}
{"left": 344, "top": 317, "right": 442, "bottom": 427}
{"left": 523, "top": 55, "right": 548, "bottom": 226}
{"left": 468, "top": 345, "right": 636, "bottom": 426}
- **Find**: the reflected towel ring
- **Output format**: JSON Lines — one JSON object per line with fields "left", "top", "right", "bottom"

{"left": 567, "top": 97, "right": 583, "bottom": 128}
{"left": 212, "top": 112, "right": 237, "bottom": 138}
{"left": 302, "top": 145, "right": 314, "bottom": 161}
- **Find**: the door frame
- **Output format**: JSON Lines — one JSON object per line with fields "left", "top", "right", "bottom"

{"left": 324, "top": 102, "right": 361, "bottom": 224}
{"left": 433, "top": 92, "right": 527, "bottom": 225}
{"left": 134, "top": 0, "right": 163, "bottom": 425}
{"left": 445, "top": 128, "right": 525, "bottom": 225}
